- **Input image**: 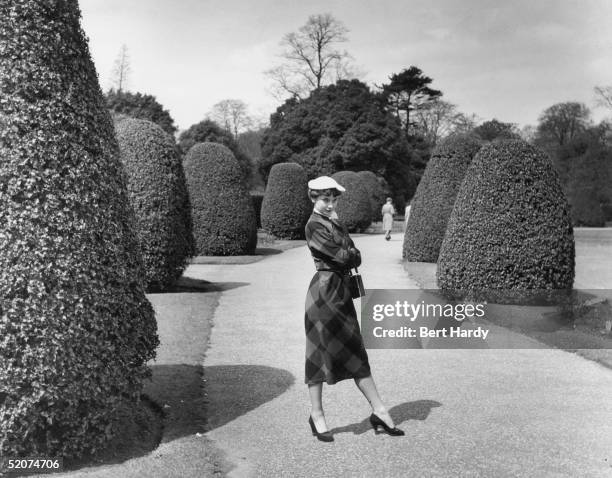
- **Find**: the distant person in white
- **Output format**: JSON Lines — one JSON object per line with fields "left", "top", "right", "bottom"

{"left": 381, "top": 197, "right": 395, "bottom": 241}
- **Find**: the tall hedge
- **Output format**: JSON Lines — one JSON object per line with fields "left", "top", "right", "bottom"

{"left": 178, "top": 119, "right": 253, "bottom": 186}
{"left": 0, "top": 0, "right": 158, "bottom": 458}
{"left": 331, "top": 171, "right": 373, "bottom": 232}
{"left": 115, "top": 118, "right": 193, "bottom": 291}
{"left": 403, "top": 135, "right": 482, "bottom": 262}
{"left": 184, "top": 142, "right": 257, "bottom": 255}
{"left": 437, "top": 140, "right": 575, "bottom": 300}
{"left": 356, "top": 171, "right": 387, "bottom": 222}
{"left": 261, "top": 163, "right": 311, "bottom": 239}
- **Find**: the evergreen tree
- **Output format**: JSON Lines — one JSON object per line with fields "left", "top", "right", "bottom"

{"left": 261, "top": 79, "right": 412, "bottom": 202}
{"left": 184, "top": 143, "right": 257, "bottom": 255}
{"left": 0, "top": 0, "right": 158, "bottom": 457}
{"left": 105, "top": 89, "right": 177, "bottom": 136}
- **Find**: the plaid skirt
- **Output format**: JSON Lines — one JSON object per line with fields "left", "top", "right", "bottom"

{"left": 304, "top": 271, "right": 371, "bottom": 385}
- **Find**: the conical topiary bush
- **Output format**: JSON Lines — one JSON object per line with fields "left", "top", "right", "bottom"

{"left": 403, "top": 135, "right": 481, "bottom": 262}
{"left": 261, "top": 162, "right": 311, "bottom": 239}
{"left": 115, "top": 118, "right": 193, "bottom": 291}
{"left": 331, "top": 171, "right": 373, "bottom": 232}
{"left": 0, "top": 0, "right": 158, "bottom": 457}
{"left": 437, "top": 140, "right": 575, "bottom": 301}
{"left": 356, "top": 170, "right": 387, "bottom": 222}
{"left": 184, "top": 142, "right": 257, "bottom": 255}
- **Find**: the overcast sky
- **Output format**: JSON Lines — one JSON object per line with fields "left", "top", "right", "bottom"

{"left": 80, "top": 0, "right": 612, "bottom": 132}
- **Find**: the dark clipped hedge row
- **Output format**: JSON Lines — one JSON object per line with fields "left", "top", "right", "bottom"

{"left": 356, "top": 170, "right": 387, "bottom": 222}
{"left": 331, "top": 171, "right": 373, "bottom": 232}
{"left": 115, "top": 118, "right": 193, "bottom": 291}
{"left": 184, "top": 142, "right": 257, "bottom": 255}
{"left": 261, "top": 163, "right": 311, "bottom": 239}
{"left": 437, "top": 140, "right": 575, "bottom": 301}
{"left": 403, "top": 135, "right": 482, "bottom": 262}
{"left": 0, "top": 1, "right": 158, "bottom": 457}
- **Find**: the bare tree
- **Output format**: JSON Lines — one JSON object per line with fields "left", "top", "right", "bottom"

{"left": 519, "top": 125, "right": 537, "bottom": 143}
{"left": 266, "top": 13, "right": 358, "bottom": 99}
{"left": 594, "top": 85, "right": 612, "bottom": 111}
{"left": 414, "top": 99, "right": 463, "bottom": 145}
{"left": 209, "top": 99, "right": 253, "bottom": 139}
{"left": 110, "top": 44, "right": 131, "bottom": 92}
{"left": 414, "top": 99, "right": 482, "bottom": 145}
{"left": 537, "top": 102, "right": 591, "bottom": 146}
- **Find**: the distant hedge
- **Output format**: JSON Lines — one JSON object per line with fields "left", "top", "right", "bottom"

{"left": 261, "top": 163, "right": 311, "bottom": 238}
{"left": 115, "top": 118, "right": 193, "bottom": 290}
{"left": 356, "top": 171, "right": 387, "bottom": 222}
{"left": 331, "top": 171, "right": 373, "bottom": 232}
{"left": 403, "top": 135, "right": 481, "bottom": 262}
{"left": 565, "top": 148, "right": 606, "bottom": 227}
{"left": 184, "top": 142, "right": 257, "bottom": 255}
{"left": 178, "top": 119, "right": 253, "bottom": 186}
{"left": 437, "top": 140, "right": 575, "bottom": 301}
{"left": 251, "top": 192, "right": 264, "bottom": 228}
{"left": 0, "top": 0, "right": 158, "bottom": 458}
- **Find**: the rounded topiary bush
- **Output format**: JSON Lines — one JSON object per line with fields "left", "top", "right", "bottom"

{"left": 261, "top": 163, "right": 311, "bottom": 239}
{"left": 331, "top": 171, "right": 373, "bottom": 232}
{"left": 115, "top": 118, "right": 193, "bottom": 291}
{"left": 403, "top": 135, "right": 482, "bottom": 262}
{"left": 0, "top": 0, "right": 158, "bottom": 458}
{"left": 184, "top": 142, "right": 257, "bottom": 255}
{"left": 437, "top": 140, "right": 575, "bottom": 301}
{"left": 356, "top": 171, "right": 387, "bottom": 222}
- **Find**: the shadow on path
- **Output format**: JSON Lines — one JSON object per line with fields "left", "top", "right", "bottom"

{"left": 159, "top": 277, "right": 250, "bottom": 293}
{"left": 205, "top": 365, "right": 295, "bottom": 431}
{"left": 254, "top": 247, "right": 283, "bottom": 256}
{"left": 330, "top": 400, "right": 442, "bottom": 435}
{"left": 145, "top": 364, "right": 208, "bottom": 443}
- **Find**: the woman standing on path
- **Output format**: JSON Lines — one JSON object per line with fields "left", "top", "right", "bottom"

{"left": 381, "top": 197, "right": 395, "bottom": 241}
{"left": 304, "top": 176, "right": 404, "bottom": 442}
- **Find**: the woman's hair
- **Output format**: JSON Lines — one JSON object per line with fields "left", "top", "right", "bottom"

{"left": 308, "top": 188, "right": 342, "bottom": 201}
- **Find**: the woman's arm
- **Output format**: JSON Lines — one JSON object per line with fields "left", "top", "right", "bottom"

{"left": 306, "top": 220, "right": 360, "bottom": 269}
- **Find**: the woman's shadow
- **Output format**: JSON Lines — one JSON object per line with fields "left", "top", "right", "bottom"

{"left": 331, "top": 400, "right": 442, "bottom": 435}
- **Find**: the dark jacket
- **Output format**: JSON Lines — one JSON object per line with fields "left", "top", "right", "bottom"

{"left": 305, "top": 212, "right": 361, "bottom": 273}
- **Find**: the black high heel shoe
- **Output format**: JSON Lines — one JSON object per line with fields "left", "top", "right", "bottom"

{"left": 309, "top": 416, "right": 334, "bottom": 442}
{"left": 370, "top": 413, "right": 404, "bottom": 436}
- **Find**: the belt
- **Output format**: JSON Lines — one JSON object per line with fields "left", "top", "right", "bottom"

{"left": 316, "top": 268, "right": 351, "bottom": 276}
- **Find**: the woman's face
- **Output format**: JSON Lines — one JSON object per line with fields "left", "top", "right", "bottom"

{"left": 312, "top": 194, "right": 338, "bottom": 217}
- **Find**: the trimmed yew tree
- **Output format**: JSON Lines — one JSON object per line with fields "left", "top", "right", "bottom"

{"left": 261, "top": 163, "right": 311, "bottom": 239}
{"left": 0, "top": 0, "right": 158, "bottom": 457}
{"left": 115, "top": 118, "right": 193, "bottom": 290}
{"left": 331, "top": 171, "right": 373, "bottom": 232}
{"left": 184, "top": 142, "right": 257, "bottom": 255}
{"left": 403, "top": 135, "right": 481, "bottom": 262}
{"left": 356, "top": 170, "right": 387, "bottom": 222}
{"left": 437, "top": 140, "right": 575, "bottom": 301}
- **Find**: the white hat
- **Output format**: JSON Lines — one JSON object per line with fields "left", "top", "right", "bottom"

{"left": 307, "top": 176, "right": 346, "bottom": 192}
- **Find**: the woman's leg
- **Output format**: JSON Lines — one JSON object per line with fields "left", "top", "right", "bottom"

{"left": 308, "top": 383, "right": 329, "bottom": 432}
{"left": 354, "top": 375, "right": 396, "bottom": 428}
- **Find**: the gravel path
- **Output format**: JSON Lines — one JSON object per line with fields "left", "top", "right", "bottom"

{"left": 198, "top": 235, "right": 612, "bottom": 477}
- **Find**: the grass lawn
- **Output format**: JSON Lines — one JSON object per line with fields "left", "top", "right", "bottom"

{"left": 404, "top": 228, "right": 612, "bottom": 370}
{"left": 52, "top": 234, "right": 302, "bottom": 477}
{"left": 55, "top": 276, "right": 229, "bottom": 477}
